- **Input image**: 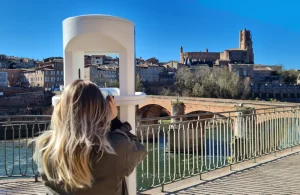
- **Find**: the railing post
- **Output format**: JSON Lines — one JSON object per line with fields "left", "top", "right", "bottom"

{"left": 253, "top": 110, "right": 256, "bottom": 162}
{"left": 229, "top": 136, "right": 233, "bottom": 171}
{"left": 291, "top": 108, "right": 295, "bottom": 152}
{"left": 161, "top": 184, "right": 164, "bottom": 192}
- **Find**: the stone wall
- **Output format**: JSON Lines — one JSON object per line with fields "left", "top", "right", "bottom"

{"left": 0, "top": 91, "right": 52, "bottom": 108}
{"left": 0, "top": 90, "right": 53, "bottom": 115}
{"left": 252, "top": 84, "right": 300, "bottom": 99}
{"left": 0, "top": 87, "right": 43, "bottom": 96}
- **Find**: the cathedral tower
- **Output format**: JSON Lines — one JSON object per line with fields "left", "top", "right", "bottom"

{"left": 239, "top": 28, "right": 254, "bottom": 63}
{"left": 180, "top": 46, "right": 184, "bottom": 63}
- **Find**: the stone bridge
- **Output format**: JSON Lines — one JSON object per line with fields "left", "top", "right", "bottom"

{"left": 137, "top": 95, "right": 300, "bottom": 119}
{"left": 136, "top": 96, "right": 300, "bottom": 153}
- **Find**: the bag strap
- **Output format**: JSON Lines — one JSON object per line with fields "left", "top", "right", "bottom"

{"left": 122, "top": 178, "right": 128, "bottom": 195}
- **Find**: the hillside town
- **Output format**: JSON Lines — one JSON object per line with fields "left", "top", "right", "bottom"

{"left": 0, "top": 29, "right": 299, "bottom": 115}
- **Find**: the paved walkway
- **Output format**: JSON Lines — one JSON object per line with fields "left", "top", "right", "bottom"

{"left": 0, "top": 179, "right": 45, "bottom": 195}
{"left": 0, "top": 153, "right": 299, "bottom": 195}
{"left": 168, "top": 153, "right": 300, "bottom": 195}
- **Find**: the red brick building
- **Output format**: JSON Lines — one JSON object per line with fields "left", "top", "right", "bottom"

{"left": 21, "top": 57, "right": 64, "bottom": 90}
{"left": 0, "top": 69, "right": 23, "bottom": 87}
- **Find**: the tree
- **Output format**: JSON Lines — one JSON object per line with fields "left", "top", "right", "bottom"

{"left": 135, "top": 75, "right": 143, "bottom": 92}
{"left": 93, "top": 75, "right": 143, "bottom": 92}
{"left": 281, "top": 70, "right": 299, "bottom": 83}
{"left": 107, "top": 80, "right": 119, "bottom": 87}
{"left": 213, "top": 68, "right": 240, "bottom": 99}
{"left": 172, "top": 67, "right": 248, "bottom": 99}
{"left": 240, "top": 77, "right": 251, "bottom": 100}
{"left": 274, "top": 64, "right": 299, "bottom": 84}
{"left": 160, "top": 88, "right": 172, "bottom": 96}
{"left": 94, "top": 76, "right": 108, "bottom": 87}
{"left": 175, "top": 68, "right": 194, "bottom": 96}
{"left": 93, "top": 75, "right": 119, "bottom": 88}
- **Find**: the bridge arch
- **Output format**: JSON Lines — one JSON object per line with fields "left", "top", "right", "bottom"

{"left": 137, "top": 104, "right": 171, "bottom": 119}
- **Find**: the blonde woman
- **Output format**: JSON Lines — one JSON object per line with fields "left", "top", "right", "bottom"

{"left": 33, "top": 80, "right": 147, "bottom": 195}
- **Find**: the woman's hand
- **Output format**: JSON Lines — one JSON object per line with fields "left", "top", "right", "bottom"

{"left": 109, "top": 96, "right": 118, "bottom": 120}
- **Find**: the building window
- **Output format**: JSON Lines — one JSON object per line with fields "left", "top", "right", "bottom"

{"left": 45, "top": 71, "right": 48, "bottom": 75}
{"left": 61, "top": 71, "right": 63, "bottom": 75}
{"left": 57, "top": 71, "right": 59, "bottom": 75}
{"left": 51, "top": 77, "right": 55, "bottom": 82}
{"left": 51, "top": 71, "right": 55, "bottom": 75}
{"left": 45, "top": 77, "right": 49, "bottom": 82}
{"left": 57, "top": 77, "right": 59, "bottom": 81}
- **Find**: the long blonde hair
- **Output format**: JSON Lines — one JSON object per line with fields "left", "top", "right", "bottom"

{"left": 33, "top": 79, "right": 114, "bottom": 191}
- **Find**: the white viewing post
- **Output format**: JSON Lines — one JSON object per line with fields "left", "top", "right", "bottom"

{"left": 52, "top": 15, "right": 146, "bottom": 195}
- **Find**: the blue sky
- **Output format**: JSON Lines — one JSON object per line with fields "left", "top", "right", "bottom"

{"left": 0, "top": 0, "right": 299, "bottom": 69}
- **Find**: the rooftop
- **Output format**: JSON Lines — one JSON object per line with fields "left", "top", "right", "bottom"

{"left": 254, "top": 66, "right": 272, "bottom": 70}
{"left": 226, "top": 48, "right": 247, "bottom": 51}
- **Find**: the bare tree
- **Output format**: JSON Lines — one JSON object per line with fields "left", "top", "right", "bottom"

{"left": 136, "top": 75, "right": 143, "bottom": 92}
{"left": 173, "top": 67, "right": 248, "bottom": 99}
{"left": 94, "top": 76, "right": 109, "bottom": 87}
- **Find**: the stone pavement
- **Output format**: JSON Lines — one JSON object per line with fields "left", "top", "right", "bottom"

{"left": 168, "top": 153, "right": 300, "bottom": 195}
{"left": 0, "top": 152, "right": 299, "bottom": 195}
{"left": 0, "top": 179, "right": 45, "bottom": 195}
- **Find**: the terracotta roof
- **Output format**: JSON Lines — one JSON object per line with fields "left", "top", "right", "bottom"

{"left": 229, "top": 63, "right": 254, "bottom": 66}
{"left": 226, "top": 48, "right": 247, "bottom": 51}
{"left": 136, "top": 64, "right": 148, "bottom": 67}
{"left": 36, "top": 65, "right": 53, "bottom": 70}
{"left": 148, "top": 64, "right": 159, "bottom": 67}
{"left": 84, "top": 64, "right": 98, "bottom": 68}
{"left": 185, "top": 51, "right": 220, "bottom": 54}
{"left": 254, "top": 66, "right": 272, "bottom": 71}
{"left": 42, "top": 68, "right": 54, "bottom": 71}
